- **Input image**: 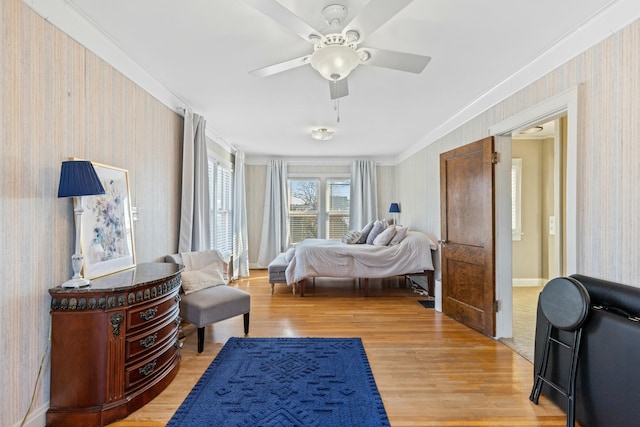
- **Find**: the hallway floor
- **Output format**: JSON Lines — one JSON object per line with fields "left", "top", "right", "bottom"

{"left": 500, "top": 285, "right": 543, "bottom": 363}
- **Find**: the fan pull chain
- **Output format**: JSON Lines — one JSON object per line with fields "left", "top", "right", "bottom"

{"left": 334, "top": 99, "right": 340, "bottom": 123}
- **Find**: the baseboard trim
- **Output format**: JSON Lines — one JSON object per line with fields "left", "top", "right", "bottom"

{"left": 512, "top": 278, "right": 546, "bottom": 287}
{"left": 13, "top": 402, "right": 47, "bottom": 427}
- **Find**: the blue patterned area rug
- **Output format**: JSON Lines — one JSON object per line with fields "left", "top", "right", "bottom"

{"left": 167, "top": 337, "right": 390, "bottom": 427}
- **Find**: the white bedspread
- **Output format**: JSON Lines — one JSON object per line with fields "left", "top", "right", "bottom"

{"left": 285, "top": 231, "right": 437, "bottom": 285}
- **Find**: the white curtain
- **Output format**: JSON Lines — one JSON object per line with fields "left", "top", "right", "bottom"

{"left": 178, "top": 108, "right": 211, "bottom": 253}
{"left": 349, "top": 160, "right": 378, "bottom": 230}
{"left": 231, "top": 151, "right": 249, "bottom": 278}
{"left": 256, "top": 160, "right": 290, "bottom": 267}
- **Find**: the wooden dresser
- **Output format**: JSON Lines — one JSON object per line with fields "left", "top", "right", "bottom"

{"left": 47, "top": 263, "right": 183, "bottom": 427}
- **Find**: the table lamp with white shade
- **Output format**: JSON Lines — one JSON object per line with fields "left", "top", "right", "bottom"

{"left": 58, "top": 160, "right": 106, "bottom": 287}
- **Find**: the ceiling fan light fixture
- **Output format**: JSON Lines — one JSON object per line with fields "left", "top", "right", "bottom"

{"left": 358, "top": 49, "right": 371, "bottom": 62}
{"left": 310, "top": 44, "right": 360, "bottom": 81}
{"left": 310, "top": 128, "right": 335, "bottom": 141}
{"left": 344, "top": 30, "right": 360, "bottom": 43}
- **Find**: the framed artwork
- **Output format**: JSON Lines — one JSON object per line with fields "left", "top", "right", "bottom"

{"left": 79, "top": 161, "right": 136, "bottom": 279}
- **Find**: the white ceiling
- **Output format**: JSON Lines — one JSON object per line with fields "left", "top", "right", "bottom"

{"left": 32, "top": 0, "right": 635, "bottom": 161}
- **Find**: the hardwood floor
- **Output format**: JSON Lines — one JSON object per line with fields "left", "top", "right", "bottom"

{"left": 108, "top": 271, "right": 568, "bottom": 427}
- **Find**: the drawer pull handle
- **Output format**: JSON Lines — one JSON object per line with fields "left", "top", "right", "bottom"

{"left": 140, "top": 307, "right": 158, "bottom": 321}
{"left": 175, "top": 295, "right": 181, "bottom": 303}
{"left": 139, "top": 360, "right": 157, "bottom": 376}
{"left": 174, "top": 316, "right": 181, "bottom": 326}
{"left": 140, "top": 333, "right": 158, "bottom": 348}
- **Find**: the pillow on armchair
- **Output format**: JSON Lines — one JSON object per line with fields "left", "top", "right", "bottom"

{"left": 179, "top": 250, "right": 227, "bottom": 295}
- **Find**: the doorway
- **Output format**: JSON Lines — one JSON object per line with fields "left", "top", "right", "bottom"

{"left": 502, "top": 118, "right": 564, "bottom": 361}
{"left": 489, "top": 86, "right": 578, "bottom": 342}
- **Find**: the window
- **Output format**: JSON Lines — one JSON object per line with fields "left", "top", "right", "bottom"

{"left": 288, "top": 177, "right": 350, "bottom": 244}
{"left": 288, "top": 179, "right": 319, "bottom": 244}
{"left": 512, "top": 158, "right": 522, "bottom": 241}
{"left": 326, "top": 179, "right": 350, "bottom": 239}
{"left": 208, "top": 159, "right": 233, "bottom": 257}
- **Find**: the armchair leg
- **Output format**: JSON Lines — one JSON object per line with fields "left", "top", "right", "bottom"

{"left": 243, "top": 312, "right": 250, "bottom": 335}
{"left": 197, "top": 327, "right": 205, "bottom": 353}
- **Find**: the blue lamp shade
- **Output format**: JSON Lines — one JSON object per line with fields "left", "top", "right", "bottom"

{"left": 389, "top": 203, "right": 400, "bottom": 213}
{"left": 58, "top": 160, "right": 106, "bottom": 198}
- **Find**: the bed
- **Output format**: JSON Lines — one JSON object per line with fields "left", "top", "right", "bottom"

{"left": 285, "top": 230, "right": 437, "bottom": 296}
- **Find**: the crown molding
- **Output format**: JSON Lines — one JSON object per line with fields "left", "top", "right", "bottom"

{"left": 243, "top": 154, "right": 397, "bottom": 166}
{"left": 398, "top": 0, "right": 640, "bottom": 162}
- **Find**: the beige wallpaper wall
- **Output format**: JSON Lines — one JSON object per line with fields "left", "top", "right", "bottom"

{"left": 397, "top": 18, "right": 640, "bottom": 286}
{"left": 1, "top": 0, "right": 183, "bottom": 425}
{"left": 4, "top": 0, "right": 640, "bottom": 424}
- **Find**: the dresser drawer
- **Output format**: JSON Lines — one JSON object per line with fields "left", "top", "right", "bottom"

{"left": 125, "top": 305, "right": 179, "bottom": 361}
{"left": 127, "top": 291, "right": 180, "bottom": 333}
{"left": 125, "top": 338, "right": 180, "bottom": 393}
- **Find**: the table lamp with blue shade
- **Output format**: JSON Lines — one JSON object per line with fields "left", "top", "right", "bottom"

{"left": 58, "top": 160, "right": 106, "bottom": 287}
{"left": 389, "top": 203, "right": 400, "bottom": 225}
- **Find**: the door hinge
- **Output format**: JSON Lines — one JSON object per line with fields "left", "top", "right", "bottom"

{"left": 491, "top": 152, "right": 500, "bottom": 164}
{"left": 493, "top": 300, "right": 501, "bottom": 312}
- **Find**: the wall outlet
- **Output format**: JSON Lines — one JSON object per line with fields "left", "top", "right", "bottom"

{"left": 548, "top": 215, "right": 555, "bottom": 235}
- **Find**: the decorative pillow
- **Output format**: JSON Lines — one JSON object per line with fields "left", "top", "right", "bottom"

{"left": 389, "top": 226, "right": 409, "bottom": 246}
{"left": 342, "top": 230, "right": 362, "bottom": 244}
{"left": 180, "top": 250, "right": 227, "bottom": 295}
{"left": 285, "top": 246, "right": 296, "bottom": 262}
{"left": 373, "top": 225, "right": 397, "bottom": 246}
{"left": 180, "top": 262, "right": 226, "bottom": 295}
{"left": 357, "top": 221, "right": 374, "bottom": 244}
{"left": 366, "top": 220, "right": 387, "bottom": 245}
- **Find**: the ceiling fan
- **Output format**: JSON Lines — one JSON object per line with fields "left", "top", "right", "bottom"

{"left": 245, "top": 0, "right": 431, "bottom": 100}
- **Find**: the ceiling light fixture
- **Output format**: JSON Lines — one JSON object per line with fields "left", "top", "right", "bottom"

{"left": 310, "top": 128, "right": 335, "bottom": 141}
{"left": 520, "top": 125, "right": 544, "bottom": 135}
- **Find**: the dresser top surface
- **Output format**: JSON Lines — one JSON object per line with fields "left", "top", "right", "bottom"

{"left": 50, "top": 262, "right": 182, "bottom": 294}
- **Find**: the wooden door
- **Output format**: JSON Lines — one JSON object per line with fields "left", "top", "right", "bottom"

{"left": 440, "top": 137, "right": 496, "bottom": 336}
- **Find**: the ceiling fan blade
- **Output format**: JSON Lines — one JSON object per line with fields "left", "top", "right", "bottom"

{"left": 344, "top": 0, "right": 412, "bottom": 42}
{"left": 361, "top": 48, "right": 431, "bottom": 74}
{"left": 329, "top": 78, "right": 349, "bottom": 100}
{"left": 250, "top": 55, "right": 310, "bottom": 78}
{"left": 244, "top": 0, "right": 321, "bottom": 42}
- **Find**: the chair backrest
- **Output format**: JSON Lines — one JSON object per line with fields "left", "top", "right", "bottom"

{"left": 165, "top": 250, "right": 229, "bottom": 281}
{"left": 165, "top": 253, "right": 183, "bottom": 266}
{"left": 539, "top": 276, "right": 590, "bottom": 331}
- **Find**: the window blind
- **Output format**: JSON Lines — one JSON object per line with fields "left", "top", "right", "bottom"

{"left": 208, "top": 159, "right": 233, "bottom": 256}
